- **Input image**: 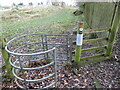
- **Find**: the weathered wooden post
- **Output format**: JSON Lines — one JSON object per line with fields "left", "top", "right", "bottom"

{"left": 75, "top": 22, "right": 84, "bottom": 63}
{"left": 0, "top": 35, "right": 13, "bottom": 78}
{"left": 106, "top": 3, "right": 120, "bottom": 56}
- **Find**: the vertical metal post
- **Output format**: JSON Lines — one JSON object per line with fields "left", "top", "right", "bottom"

{"left": 66, "top": 35, "right": 69, "bottom": 63}
{"left": 41, "top": 35, "right": 46, "bottom": 59}
{"left": 18, "top": 56, "right": 27, "bottom": 89}
{"left": 45, "top": 35, "right": 49, "bottom": 58}
{"left": 75, "top": 22, "right": 84, "bottom": 63}
{"left": 53, "top": 48, "right": 57, "bottom": 87}
{"left": 69, "top": 35, "right": 73, "bottom": 62}
{"left": 11, "top": 79, "right": 14, "bottom": 88}
{"left": 24, "top": 36, "right": 30, "bottom": 86}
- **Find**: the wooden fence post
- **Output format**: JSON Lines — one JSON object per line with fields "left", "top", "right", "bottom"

{"left": 106, "top": 4, "right": 120, "bottom": 56}
{"left": 75, "top": 22, "right": 84, "bottom": 63}
{"left": 0, "top": 35, "right": 13, "bottom": 78}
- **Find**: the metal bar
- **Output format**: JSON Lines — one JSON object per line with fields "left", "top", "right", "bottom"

{"left": 5, "top": 46, "right": 56, "bottom": 56}
{"left": 66, "top": 35, "right": 69, "bottom": 62}
{"left": 15, "top": 79, "right": 24, "bottom": 88}
{"left": 17, "top": 56, "right": 27, "bottom": 89}
{"left": 24, "top": 36, "right": 31, "bottom": 86}
{"left": 13, "top": 67, "right": 54, "bottom": 82}
{"left": 43, "top": 82, "right": 55, "bottom": 88}
{"left": 53, "top": 48, "right": 57, "bottom": 87}
{"left": 16, "top": 79, "right": 55, "bottom": 89}
{"left": 45, "top": 35, "right": 49, "bottom": 58}
{"left": 10, "top": 57, "right": 54, "bottom": 70}
{"left": 24, "top": 36, "right": 30, "bottom": 86}
{"left": 6, "top": 33, "right": 68, "bottom": 47}
{"left": 69, "top": 35, "right": 73, "bottom": 62}
{"left": 31, "top": 42, "right": 67, "bottom": 45}
{"left": 41, "top": 35, "right": 45, "bottom": 59}
{"left": 6, "top": 33, "right": 68, "bottom": 48}
{"left": 23, "top": 61, "right": 54, "bottom": 70}
{"left": 12, "top": 42, "right": 67, "bottom": 53}
{"left": 6, "top": 33, "right": 48, "bottom": 46}
{"left": 16, "top": 78, "right": 55, "bottom": 89}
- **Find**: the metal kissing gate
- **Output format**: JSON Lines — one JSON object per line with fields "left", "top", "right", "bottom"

{"left": 5, "top": 33, "right": 70, "bottom": 88}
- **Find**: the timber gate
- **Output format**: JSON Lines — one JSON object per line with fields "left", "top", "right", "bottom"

{"left": 71, "top": 2, "right": 120, "bottom": 66}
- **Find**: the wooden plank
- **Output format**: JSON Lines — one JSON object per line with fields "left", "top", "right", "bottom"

{"left": 84, "top": 3, "right": 115, "bottom": 29}
{"left": 73, "top": 29, "right": 109, "bottom": 34}
{"left": 79, "top": 55, "right": 113, "bottom": 67}
{"left": 72, "top": 37, "right": 107, "bottom": 45}
{"left": 83, "top": 29, "right": 109, "bottom": 34}
{"left": 83, "top": 37, "right": 108, "bottom": 43}
{"left": 84, "top": 3, "right": 115, "bottom": 45}
{"left": 80, "top": 53, "right": 104, "bottom": 61}
{"left": 106, "top": 4, "right": 120, "bottom": 56}
{"left": 72, "top": 45, "right": 107, "bottom": 54}
{"left": 82, "top": 45, "right": 107, "bottom": 52}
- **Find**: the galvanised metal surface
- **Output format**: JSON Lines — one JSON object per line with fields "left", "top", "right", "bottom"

{"left": 5, "top": 33, "right": 70, "bottom": 89}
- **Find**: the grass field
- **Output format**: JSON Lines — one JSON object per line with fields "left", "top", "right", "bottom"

{"left": 1, "top": 6, "right": 81, "bottom": 41}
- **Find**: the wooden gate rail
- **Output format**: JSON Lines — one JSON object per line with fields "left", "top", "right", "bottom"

{"left": 73, "top": 28, "right": 109, "bottom": 34}
{"left": 73, "top": 2, "right": 120, "bottom": 65}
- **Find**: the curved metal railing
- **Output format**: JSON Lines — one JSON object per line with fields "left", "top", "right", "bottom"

{"left": 5, "top": 33, "right": 57, "bottom": 89}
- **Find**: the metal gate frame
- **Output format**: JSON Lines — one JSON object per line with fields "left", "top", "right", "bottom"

{"left": 5, "top": 33, "right": 71, "bottom": 89}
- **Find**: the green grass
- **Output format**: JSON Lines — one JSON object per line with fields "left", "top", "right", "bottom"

{"left": 2, "top": 6, "right": 81, "bottom": 41}
{"left": 1, "top": 6, "right": 81, "bottom": 79}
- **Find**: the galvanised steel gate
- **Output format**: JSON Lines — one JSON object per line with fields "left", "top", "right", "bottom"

{"left": 5, "top": 33, "right": 70, "bottom": 89}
